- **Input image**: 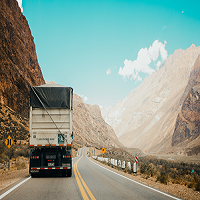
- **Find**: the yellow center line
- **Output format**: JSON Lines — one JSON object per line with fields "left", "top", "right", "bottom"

{"left": 74, "top": 153, "right": 96, "bottom": 200}
{"left": 74, "top": 158, "right": 89, "bottom": 200}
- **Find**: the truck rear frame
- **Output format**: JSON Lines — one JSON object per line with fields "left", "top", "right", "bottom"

{"left": 29, "top": 84, "right": 73, "bottom": 177}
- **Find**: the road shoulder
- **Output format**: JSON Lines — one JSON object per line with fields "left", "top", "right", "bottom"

{"left": 89, "top": 157, "right": 200, "bottom": 200}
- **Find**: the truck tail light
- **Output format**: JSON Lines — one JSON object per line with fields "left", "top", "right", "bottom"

{"left": 31, "top": 156, "right": 39, "bottom": 159}
{"left": 63, "top": 155, "right": 71, "bottom": 158}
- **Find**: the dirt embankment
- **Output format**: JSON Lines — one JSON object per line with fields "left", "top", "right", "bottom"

{"left": 0, "top": 157, "right": 29, "bottom": 191}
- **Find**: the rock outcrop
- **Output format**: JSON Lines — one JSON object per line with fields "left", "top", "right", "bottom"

{"left": 0, "top": 0, "right": 122, "bottom": 149}
{"left": 172, "top": 55, "right": 200, "bottom": 149}
{"left": 0, "top": 102, "right": 29, "bottom": 142}
{"left": 73, "top": 94, "right": 123, "bottom": 148}
{"left": 0, "top": 0, "right": 45, "bottom": 118}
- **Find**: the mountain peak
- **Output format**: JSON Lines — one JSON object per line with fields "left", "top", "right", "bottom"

{"left": 190, "top": 44, "right": 196, "bottom": 48}
{"left": 103, "top": 45, "right": 200, "bottom": 153}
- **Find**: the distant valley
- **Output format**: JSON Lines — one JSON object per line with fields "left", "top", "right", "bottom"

{"left": 1, "top": 0, "right": 200, "bottom": 156}
{"left": 102, "top": 45, "right": 200, "bottom": 155}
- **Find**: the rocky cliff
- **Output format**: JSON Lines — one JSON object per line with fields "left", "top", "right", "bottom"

{"left": 102, "top": 45, "right": 200, "bottom": 153}
{"left": 172, "top": 55, "right": 200, "bottom": 151}
{"left": 0, "top": 0, "right": 122, "bottom": 149}
{"left": 0, "top": 0, "right": 45, "bottom": 118}
{"left": 0, "top": 102, "right": 29, "bottom": 142}
{"left": 73, "top": 94, "right": 123, "bottom": 148}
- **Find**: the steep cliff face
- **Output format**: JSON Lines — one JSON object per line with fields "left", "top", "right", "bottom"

{"left": 73, "top": 94, "right": 123, "bottom": 148}
{"left": 172, "top": 55, "right": 200, "bottom": 148}
{"left": 0, "top": 0, "right": 45, "bottom": 118}
{"left": 0, "top": 102, "right": 29, "bottom": 141}
{"left": 0, "top": 0, "right": 122, "bottom": 148}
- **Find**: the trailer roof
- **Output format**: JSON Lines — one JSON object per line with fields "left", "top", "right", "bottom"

{"left": 30, "top": 84, "right": 73, "bottom": 109}
{"left": 37, "top": 83, "right": 67, "bottom": 87}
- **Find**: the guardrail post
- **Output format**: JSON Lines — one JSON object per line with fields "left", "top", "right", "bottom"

{"left": 133, "top": 162, "right": 137, "bottom": 173}
{"left": 115, "top": 160, "right": 117, "bottom": 167}
{"left": 122, "top": 161, "right": 125, "bottom": 169}
{"left": 118, "top": 160, "right": 121, "bottom": 167}
{"left": 127, "top": 162, "right": 131, "bottom": 170}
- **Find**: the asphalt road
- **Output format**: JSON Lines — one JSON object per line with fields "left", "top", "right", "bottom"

{"left": 0, "top": 148, "right": 181, "bottom": 200}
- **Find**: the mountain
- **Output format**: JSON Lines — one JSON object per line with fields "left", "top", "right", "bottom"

{"left": 171, "top": 55, "right": 200, "bottom": 155}
{"left": 0, "top": 0, "right": 123, "bottom": 149}
{"left": 0, "top": 102, "right": 29, "bottom": 142}
{"left": 103, "top": 45, "right": 200, "bottom": 153}
{"left": 73, "top": 94, "right": 123, "bottom": 148}
{"left": 0, "top": 0, "right": 45, "bottom": 118}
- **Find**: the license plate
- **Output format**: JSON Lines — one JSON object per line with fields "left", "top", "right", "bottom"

{"left": 46, "top": 155, "right": 56, "bottom": 159}
{"left": 48, "top": 162, "right": 55, "bottom": 167}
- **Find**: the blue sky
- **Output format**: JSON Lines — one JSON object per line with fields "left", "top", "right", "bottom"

{"left": 18, "top": 0, "right": 200, "bottom": 107}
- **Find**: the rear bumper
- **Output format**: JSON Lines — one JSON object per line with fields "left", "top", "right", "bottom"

{"left": 30, "top": 166, "right": 71, "bottom": 173}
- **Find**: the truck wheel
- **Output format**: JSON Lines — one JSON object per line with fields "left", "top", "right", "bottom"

{"left": 31, "top": 174, "right": 37, "bottom": 178}
{"left": 62, "top": 170, "right": 66, "bottom": 177}
{"left": 67, "top": 169, "right": 72, "bottom": 177}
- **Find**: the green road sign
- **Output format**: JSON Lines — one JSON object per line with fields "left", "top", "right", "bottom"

{"left": 58, "top": 134, "right": 64, "bottom": 144}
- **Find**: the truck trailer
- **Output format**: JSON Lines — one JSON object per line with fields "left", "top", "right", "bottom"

{"left": 29, "top": 83, "right": 73, "bottom": 177}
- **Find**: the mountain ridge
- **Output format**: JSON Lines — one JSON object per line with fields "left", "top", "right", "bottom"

{"left": 0, "top": 0, "right": 124, "bottom": 149}
{"left": 172, "top": 55, "right": 200, "bottom": 150}
{"left": 102, "top": 44, "right": 200, "bottom": 154}
{"left": 0, "top": 0, "right": 45, "bottom": 118}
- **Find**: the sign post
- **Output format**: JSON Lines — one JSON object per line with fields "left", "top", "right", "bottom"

{"left": 135, "top": 156, "right": 138, "bottom": 164}
{"left": 101, "top": 147, "right": 106, "bottom": 158}
{"left": 133, "top": 156, "right": 138, "bottom": 173}
{"left": 4, "top": 135, "right": 14, "bottom": 170}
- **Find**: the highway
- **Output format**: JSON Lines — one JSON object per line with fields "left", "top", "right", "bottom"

{"left": 0, "top": 148, "right": 180, "bottom": 200}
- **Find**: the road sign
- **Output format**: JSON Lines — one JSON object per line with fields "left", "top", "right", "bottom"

{"left": 135, "top": 156, "right": 138, "bottom": 164}
{"left": 5, "top": 135, "right": 14, "bottom": 149}
{"left": 101, "top": 147, "right": 106, "bottom": 154}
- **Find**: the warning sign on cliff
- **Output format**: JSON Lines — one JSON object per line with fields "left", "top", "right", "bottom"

{"left": 101, "top": 147, "right": 106, "bottom": 154}
{"left": 5, "top": 135, "right": 14, "bottom": 149}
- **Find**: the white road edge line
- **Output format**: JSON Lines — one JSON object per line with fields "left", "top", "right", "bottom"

{"left": 0, "top": 176, "right": 31, "bottom": 199}
{"left": 88, "top": 157, "right": 181, "bottom": 200}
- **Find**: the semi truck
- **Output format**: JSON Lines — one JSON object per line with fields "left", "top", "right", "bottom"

{"left": 29, "top": 83, "right": 73, "bottom": 177}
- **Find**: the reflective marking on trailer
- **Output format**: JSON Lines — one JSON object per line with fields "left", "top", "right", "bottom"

{"left": 30, "top": 144, "right": 71, "bottom": 147}
{"left": 31, "top": 167, "right": 71, "bottom": 170}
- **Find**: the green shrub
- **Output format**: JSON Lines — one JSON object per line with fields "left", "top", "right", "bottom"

{"left": 157, "top": 171, "right": 168, "bottom": 184}
{"left": 15, "top": 159, "right": 27, "bottom": 170}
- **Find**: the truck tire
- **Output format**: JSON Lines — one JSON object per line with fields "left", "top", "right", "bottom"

{"left": 62, "top": 170, "right": 66, "bottom": 177}
{"left": 67, "top": 169, "right": 72, "bottom": 177}
{"left": 31, "top": 174, "right": 37, "bottom": 178}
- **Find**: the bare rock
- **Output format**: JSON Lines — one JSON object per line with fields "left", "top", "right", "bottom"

{"left": 0, "top": 0, "right": 45, "bottom": 118}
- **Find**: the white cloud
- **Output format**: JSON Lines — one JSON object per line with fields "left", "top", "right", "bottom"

{"left": 182, "top": 11, "right": 184, "bottom": 14}
{"left": 78, "top": 94, "right": 89, "bottom": 102}
{"left": 149, "top": 40, "right": 168, "bottom": 62}
{"left": 16, "top": 0, "right": 23, "bottom": 12}
{"left": 163, "top": 26, "right": 167, "bottom": 30}
{"left": 118, "top": 40, "right": 168, "bottom": 81}
{"left": 156, "top": 61, "right": 161, "bottom": 70}
{"left": 84, "top": 96, "right": 88, "bottom": 101}
{"left": 106, "top": 68, "right": 111, "bottom": 75}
